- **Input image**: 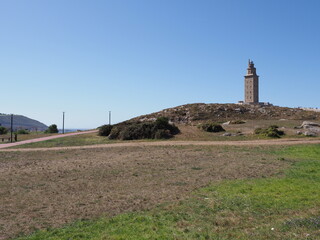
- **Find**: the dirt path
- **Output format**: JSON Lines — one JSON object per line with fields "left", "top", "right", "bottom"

{"left": 0, "top": 130, "right": 98, "bottom": 149}
{"left": 1, "top": 137, "right": 319, "bottom": 152}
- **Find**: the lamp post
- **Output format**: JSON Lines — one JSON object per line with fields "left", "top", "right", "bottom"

{"left": 10, "top": 114, "right": 13, "bottom": 143}
{"left": 109, "top": 111, "right": 111, "bottom": 125}
{"left": 62, "top": 112, "right": 65, "bottom": 134}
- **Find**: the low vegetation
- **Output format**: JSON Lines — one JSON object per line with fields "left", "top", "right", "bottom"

{"left": 97, "top": 124, "right": 113, "bottom": 136}
{"left": 16, "top": 129, "right": 30, "bottom": 134}
{"left": 254, "top": 125, "right": 285, "bottom": 138}
{"left": 230, "top": 119, "right": 246, "bottom": 124}
{"left": 44, "top": 124, "right": 59, "bottom": 133}
{"left": 198, "top": 122, "right": 225, "bottom": 132}
{"left": 0, "top": 126, "right": 8, "bottom": 134}
{"left": 108, "top": 117, "right": 180, "bottom": 140}
{"left": 8, "top": 144, "right": 320, "bottom": 240}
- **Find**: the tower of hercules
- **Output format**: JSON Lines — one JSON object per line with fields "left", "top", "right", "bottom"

{"left": 244, "top": 60, "right": 259, "bottom": 104}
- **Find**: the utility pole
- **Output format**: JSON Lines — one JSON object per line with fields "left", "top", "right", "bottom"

{"left": 10, "top": 114, "right": 13, "bottom": 143}
{"left": 62, "top": 112, "right": 65, "bottom": 134}
{"left": 109, "top": 111, "right": 111, "bottom": 125}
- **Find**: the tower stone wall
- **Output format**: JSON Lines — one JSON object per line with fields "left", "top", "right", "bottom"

{"left": 244, "top": 60, "right": 259, "bottom": 104}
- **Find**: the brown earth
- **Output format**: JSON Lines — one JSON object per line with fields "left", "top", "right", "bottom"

{"left": 0, "top": 144, "right": 292, "bottom": 239}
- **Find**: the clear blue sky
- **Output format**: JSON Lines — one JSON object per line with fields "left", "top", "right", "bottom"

{"left": 1, "top": 0, "right": 319, "bottom": 129}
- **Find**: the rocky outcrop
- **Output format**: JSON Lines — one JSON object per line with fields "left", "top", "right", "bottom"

{"left": 127, "top": 103, "right": 320, "bottom": 125}
{"left": 297, "top": 121, "right": 320, "bottom": 136}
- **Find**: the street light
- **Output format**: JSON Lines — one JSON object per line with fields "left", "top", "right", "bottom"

{"left": 109, "top": 111, "right": 111, "bottom": 125}
{"left": 62, "top": 112, "right": 65, "bottom": 134}
{"left": 10, "top": 114, "right": 13, "bottom": 143}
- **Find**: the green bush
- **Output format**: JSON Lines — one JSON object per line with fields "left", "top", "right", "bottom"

{"left": 119, "top": 123, "right": 152, "bottom": 140}
{"left": 0, "top": 126, "right": 8, "bottom": 134}
{"left": 154, "top": 129, "right": 172, "bottom": 139}
{"left": 254, "top": 125, "right": 285, "bottom": 138}
{"left": 198, "top": 123, "right": 225, "bottom": 132}
{"left": 17, "top": 129, "right": 29, "bottom": 134}
{"left": 230, "top": 120, "right": 246, "bottom": 124}
{"left": 154, "top": 117, "right": 180, "bottom": 135}
{"left": 45, "top": 124, "right": 59, "bottom": 133}
{"left": 107, "top": 117, "right": 180, "bottom": 140}
{"left": 108, "top": 126, "right": 121, "bottom": 140}
{"left": 254, "top": 128, "right": 263, "bottom": 135}
{"left": 98, "top": 125, "right": 113, "bottom": 136}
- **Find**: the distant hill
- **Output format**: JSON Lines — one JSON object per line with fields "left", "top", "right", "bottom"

{"left": 127, "top": 103, "right": 320, "bottom": 124}
{"left": 0, "top": 114, "right": 48, "bottom": 131}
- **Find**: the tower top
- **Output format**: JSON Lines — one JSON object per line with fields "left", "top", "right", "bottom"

{"left": 246, "top": 59, "right": 257, "bottom": 75}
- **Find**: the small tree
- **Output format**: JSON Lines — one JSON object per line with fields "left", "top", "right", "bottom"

{"left": 17, "top": 129, "right": 29, "bottom": 134}
{"left": 45, "top": 124, "right": 59, "bottom": 133}
{"left": 0, "top": 126, "right": 8, "bottom": 135}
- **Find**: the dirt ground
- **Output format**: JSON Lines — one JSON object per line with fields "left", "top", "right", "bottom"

{"left": 0, "top": 145, "right": 290, "bottom": 239}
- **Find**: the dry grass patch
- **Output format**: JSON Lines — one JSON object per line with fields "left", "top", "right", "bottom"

{"left": 0, "top": 145, "right": 287, "bottom": 239}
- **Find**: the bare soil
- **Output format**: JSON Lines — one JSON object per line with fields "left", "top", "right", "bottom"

{"left": 0, "top": 145, "right": 289, "bottom": 239}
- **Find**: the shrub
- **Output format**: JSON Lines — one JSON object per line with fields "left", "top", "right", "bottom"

{"left": 230, "top": 120, "right": 246, "bottom": 124}
{"left": 254, "top": 125, "right": 285, "bottom": 138}
{"left": 154, "top": 117, "right": 180, "bottom": 135}
{"left": 254, "top": 128, "right": 263, "bottom": 135}
{"left": 98, "top": 125, "right": 113, "bottom": 136}
{"left": 0, "top": 126, "right": 8, "bottom": 134}
{"left": 198, "top": 123, "right": 225, "bottom": 132}
{"left": 17, "top": 129, "right": 29, "bottom": 134}
{"left": 45, "top": 124, "right": 59, "bottom": 133}
{"left": 108, "top": 126, "right": 121, "bottom": 140}
{"left": 107, "top": 117, "right": 180, "bottom": 140}
{"left": 119, "top": 123, "right": 153, "bottom": 140}
{"left": 154, "top": 129, "right": 172, "bottom": 139}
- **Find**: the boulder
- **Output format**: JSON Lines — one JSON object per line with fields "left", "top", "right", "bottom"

{"left": 222, "top": 132, "right": 232, "bottom": 136}
{"left": 301, "top": 121, "right": 320, "bottom": 128}
{"left": 304, "top": 131, "right": 317, "bottom": 137}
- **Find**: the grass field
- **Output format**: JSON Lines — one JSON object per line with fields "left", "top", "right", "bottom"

{"left": 9, "top": 120, "right": 317, "bottom": 149}
{"left": 1, "top": 144, "right": 320, "bottom": 239}
{"left": 10, "top": 132, "right": 117, "bottom": 148}
{"left": 0, "top": 132, "right": 55, "bottom": 144}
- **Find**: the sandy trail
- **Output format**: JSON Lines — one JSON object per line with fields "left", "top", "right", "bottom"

{"left": 0, "top": 137, "right": 319, "bottom": 152}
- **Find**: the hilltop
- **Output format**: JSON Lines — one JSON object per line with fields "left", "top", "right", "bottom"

{"left": 0, "top": 114, "right": 48, "bottom": 131}
{"left": 128, "top": 103, "right": 320, "bottom": 124}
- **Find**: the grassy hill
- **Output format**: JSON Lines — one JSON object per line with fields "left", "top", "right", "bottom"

{"left": 0, "top": 114, "right": 48, "bottom": 131}
{"left": 128, "top": 103, "right": 320, "bottom": 124}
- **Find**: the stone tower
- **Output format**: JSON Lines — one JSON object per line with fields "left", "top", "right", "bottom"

{"left": 244, "top": 60, "right": 259, "bottom": 104}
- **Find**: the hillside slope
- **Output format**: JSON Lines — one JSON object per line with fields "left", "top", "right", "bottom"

{"left": 0, "top": 114, "right": 48, "bottom": 131}
{"left": 129, "top": 103, "right": 320, "bottom": 124}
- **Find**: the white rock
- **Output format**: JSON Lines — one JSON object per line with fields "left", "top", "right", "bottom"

{"left": 222, "top": 132, "right": 232, "bottom": 136}
{"left": 301, "top": 121, "right": 320, "bottom": 128}
{"left": 304, "top": 131, "right": 317, "bottom": 137}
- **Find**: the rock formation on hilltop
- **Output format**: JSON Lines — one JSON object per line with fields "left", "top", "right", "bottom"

{"left": 128, "top": 103, "right": 320, "bottom": 124}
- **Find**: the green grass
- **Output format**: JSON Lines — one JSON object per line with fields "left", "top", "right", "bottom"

{"left": 12, "top": 132, "right": 170, "bottom": 148}
{"left": 15, "top": 144, "right": 320, "bottom": 239}
{"left": 12, "top": 133, "right": 118, "bottom": 148}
